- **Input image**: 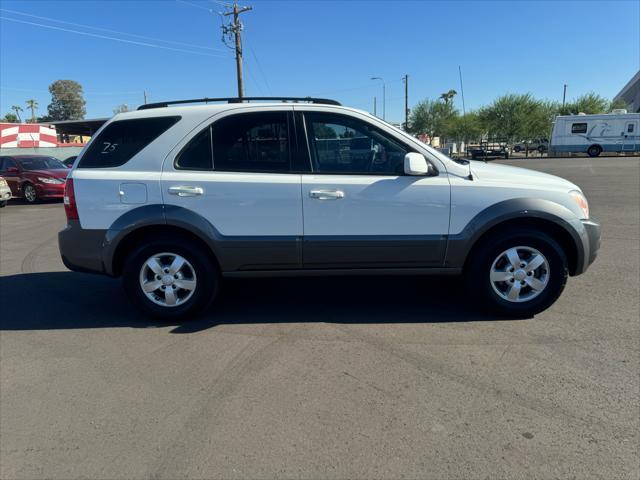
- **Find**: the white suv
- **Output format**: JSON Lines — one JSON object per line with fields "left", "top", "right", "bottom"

{"left": 58, "top": 97, "right": 600, "bottom": 319}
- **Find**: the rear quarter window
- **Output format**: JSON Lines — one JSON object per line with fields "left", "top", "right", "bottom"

{"left": 78, "top": 116, "right": 180, "bottom": 168}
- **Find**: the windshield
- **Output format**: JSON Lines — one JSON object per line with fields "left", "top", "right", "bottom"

{"left": 17, "top": 157, "right": 67, "bottom": 170}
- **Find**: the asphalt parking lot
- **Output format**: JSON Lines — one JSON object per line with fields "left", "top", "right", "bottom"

{"left": 1, "top": 156, "right": 638, "bottom": 479}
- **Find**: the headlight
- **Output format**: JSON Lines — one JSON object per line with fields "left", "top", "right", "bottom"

{"left": 37, "top": 177, "right": 64, "bottom": 184}
{"left": 569, "top": 190, "right": 589, "bottom": 219}
{"left": 0, "top": 178, "right": 7, "bottom": 186}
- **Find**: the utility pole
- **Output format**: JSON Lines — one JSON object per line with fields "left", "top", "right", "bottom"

{"left": 143, "top": 90, "right": 148, "bottom": 105}
{"left": 562, "top": 84, "right": 567, "bottom": 109}
{"left": 371, "top": 76, "right": 385, "bottom": 120}
{"left": 403, "top": 74, "right": 409, "bottom": 130}
{"left": 223, "top": 1, "right": 252, "bottom": 99}
{"left": 458, "top": 66, "right": 466, "bottom": 116}
{"left": 373, "top": 96, "right": 377, "bottom": 116}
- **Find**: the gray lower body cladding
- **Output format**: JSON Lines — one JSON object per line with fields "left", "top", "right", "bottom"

{"left": 58, "top": 214, "right": 600, "bottom": 277}
{"left": 58, "top": 220, "right": 107, "bottom": 274}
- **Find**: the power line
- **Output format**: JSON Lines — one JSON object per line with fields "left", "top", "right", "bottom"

{"left": 0, "top": 8, "right": 227, "bottom": 53}
{"left": 0, "top": 16, "right": 230, "bottom": 58}
{"left": 176, "top": 0, "right": 215, "bottom": 12}
{"left": 244, "top": 34, "right": 272, "bottom": 95}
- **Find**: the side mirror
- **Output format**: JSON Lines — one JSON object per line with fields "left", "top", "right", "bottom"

{"left": 404, "top": 152, "right": 434, "bottom": 176}
{"left": 6, "top": 167, "right": 19, "bottom": 174}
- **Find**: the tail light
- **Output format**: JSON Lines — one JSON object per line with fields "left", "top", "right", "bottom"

{"left": 63, "top": 178, "right": 79, "bottom": 220}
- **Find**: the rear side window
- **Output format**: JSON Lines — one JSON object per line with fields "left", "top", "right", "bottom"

{"left": 571, "top": 123, "right": 587, "bottom": 134}
{"left": 79, "top": 116, "right": 180, "bottom": 168}
{"left": 212, "top": 112, "right": 290, "bottom": 172}
{"left": 176, "top": 127, "right": 212, "bottom": 170}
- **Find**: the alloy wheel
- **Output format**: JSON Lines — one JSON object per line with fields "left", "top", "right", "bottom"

{"left": 489, "top": 246, "right": 550, "bottom": 303}
{"left": 139, "top": 252, "right": 197, "bottom": 307}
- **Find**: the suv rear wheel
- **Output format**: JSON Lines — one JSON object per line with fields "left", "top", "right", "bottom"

{"left": 122, "top": 237, "right": 219, "bottom": 319}
{"left": 465, "top": 229, "right": 568, "bottom": 317}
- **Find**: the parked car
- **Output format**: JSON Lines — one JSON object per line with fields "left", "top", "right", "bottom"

{"left": 58, "top": 97, "right": 600, "bottom": 319}
{"left": 63, "top": 155, "right": 78, "bottom": 168}
{"left": 0, "top": 155, "right": 69, "bottom": 203}
{"left": 513, "top": 139, "right": 548, "bottom": 153}
{"left": 0, "top": 176, "right": 11, "bottom": 207}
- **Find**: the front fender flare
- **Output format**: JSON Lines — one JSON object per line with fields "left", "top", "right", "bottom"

{"left": 445, "top": 198, "right": 588, "bottom": 271}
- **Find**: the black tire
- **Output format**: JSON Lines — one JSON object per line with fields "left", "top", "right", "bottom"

{"left": 22, "top": 183, "right": 38, "bottom": 204}
{"left": 122, "top": 236, "right": 219, "bottom": 320}
{"left": 514, "top": 146, "right": 521, "bottom": 152}
{"left": 587, "top": 145, "right": 602, "bottom": 157}
{"left": 465, "top": 228, "right": 568, "bottom": 317}
{"left": 537, "top": 145, "right": 546, "bottom": 153}
{"left": 0, "top": 200, "right": 6, "bottom": 208}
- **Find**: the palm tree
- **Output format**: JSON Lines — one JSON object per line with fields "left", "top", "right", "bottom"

{"left": 25, "top": 99, "right": 38, "bottom": 123}
{"left": 11, "top": 105, "right": 23, "bottom": 122}
{"left": 439, "top": 89, "right": 458, "bottom": 105}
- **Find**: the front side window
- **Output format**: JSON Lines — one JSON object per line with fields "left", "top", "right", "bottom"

{"left": 628, "top": 123, "right": 635, "bottom": 133}
{"left": 211, "top": 112, "right": 291, "bottom": 172}
{"left": 79, "top": 116, "right": 180, "bottom": 168}
{"left": 304, "top": 113, "right": 409, "bottom": 174}
{"left": 571, "top": 123, "right": 587, "bottom": 134}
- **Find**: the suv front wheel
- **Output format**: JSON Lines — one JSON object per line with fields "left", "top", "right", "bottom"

{"left": 122, "top": 237, "right": 219, "bottom": 319}
{"left": 465, "top": 229, "right": 568, "bottom": 317}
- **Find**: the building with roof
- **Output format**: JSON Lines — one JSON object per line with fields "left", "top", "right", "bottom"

{"left": 614, "top": 70, "right": 640, "bottom": 113}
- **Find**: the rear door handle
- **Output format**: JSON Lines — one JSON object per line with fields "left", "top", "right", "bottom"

{"left": 309, "top": 189, "right": 345, "bottom": 200}
{"left": 168, "top": 185, "right": 204, "bottom": 197}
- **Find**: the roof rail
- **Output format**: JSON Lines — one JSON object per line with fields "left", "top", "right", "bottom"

{"left": 138, "top": 96, "right": 341, "bottom": 110}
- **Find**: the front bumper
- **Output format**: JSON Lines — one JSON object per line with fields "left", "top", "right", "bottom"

{"left": 58, "top": 220, "right": 107, "bottom": 274}
{"left": 0, "top": 188, "right": 11, "bottom": 201}
{"left": 576, "top": 218, "right": 601, "bottom": 274}
{"left": 36, "top": 183, "right": 65, "bottom": 199}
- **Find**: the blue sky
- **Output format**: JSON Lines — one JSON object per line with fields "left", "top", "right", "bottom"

{"left": 1, "top": 0, "right": 638, "bottom": 122}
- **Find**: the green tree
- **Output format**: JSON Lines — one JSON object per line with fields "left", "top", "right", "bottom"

{"left": 447, "top": 111, "right": 484, "bottom": 143}
{"left": 478, "top": 93, "right": 550, "bottom": 144}
{"left": 2, "top": 112, "right": 19, "bottom": 122}
{"left": 47, "top": 80, "right": 86, "bottom": 120}
{"left": 113, "top": 104, "right": 129, "bottom": 115}
{"left": 608, "top": 97, "right": 629, "bottom": 112}
{"left": 439, "top": 89, "right": 457, "bottom": 105}
{"left": 25, "top": 99, "right": 38, "bottom": 123}
{"left": 11, "top": 105, "right": 23, "bottom": 122}
{"left": 409, "top": 99, "right": 458, "bottom": 142}
{"left": 561, "top": 92, "right": 608, "bottom": 115}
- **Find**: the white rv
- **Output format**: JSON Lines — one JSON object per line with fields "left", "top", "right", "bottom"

{"left": 550, "top": 111, "right": 639, "bottom": 157}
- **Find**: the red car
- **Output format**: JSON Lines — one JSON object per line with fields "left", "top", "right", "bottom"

{"left": 0, "top": 155, "right": 69, "bottom": 203}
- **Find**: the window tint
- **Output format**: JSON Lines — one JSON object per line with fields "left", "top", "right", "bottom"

{"left": 304, "top": 113, "right": 410, "bottom": 174}
{"left": 17, "top": 156, "right": 66, "bottom": 170}
{"left": 176, "top": 127, "right": 212, "bottom": 170}
{"left": 211, "top": 112, "right": 290, "bottom": 172}
{"left": 79, "top": 116, "right": 180, "bottom": 168}
{"left": 628, "top": 124, "right": 635, "bottom": 133}
{"left": 571, "top": 123, "right": 587, "bottom": 134}
{"left": 1, "top": 158, "right": 17, "bottom": 170}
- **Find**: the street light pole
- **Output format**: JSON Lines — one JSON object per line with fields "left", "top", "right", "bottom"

{"left": 371, "top": 76, "right": 385, "bottom": 120}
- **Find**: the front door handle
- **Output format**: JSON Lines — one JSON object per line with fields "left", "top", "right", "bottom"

{"left": 309, "top": 189, "right": 345, "bottom": 200}
{"left": 168, "top": 185, "right": 204, "bottom": 197}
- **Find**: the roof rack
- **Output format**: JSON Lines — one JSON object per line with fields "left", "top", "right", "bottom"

{"left": 138, "top": 96, "right": 341, "bottom": 110}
